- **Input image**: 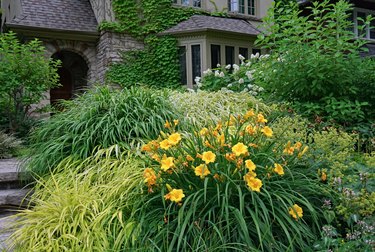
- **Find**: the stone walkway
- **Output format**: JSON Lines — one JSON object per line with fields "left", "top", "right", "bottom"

{"left": 0, "top": 159, "right": 29, "bottom": 252}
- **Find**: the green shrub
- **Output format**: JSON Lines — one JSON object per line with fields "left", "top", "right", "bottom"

{"left": 255, "top": 0, "right": 375, "bottom": 127}
{"left": 9, "top": 146, "right": 144, "bottom": 251}
{"left": 169, "top": 90, "right": 271, "bottom": 127}
{"left": 0, "top": 131, "right": 22, "bottom": 159}
{"left": 0, "top": 31, "right": 60, "bottom": 136}
{"left": 26, "top": 86, "right": 179, "bottom": 176}
{"left": 132, "top": 110, "right": 332, "bottom": 251}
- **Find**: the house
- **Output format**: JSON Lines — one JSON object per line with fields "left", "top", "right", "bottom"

{"left": 298, "top": 0, "right": 375, "bottom": 56}
{"left": 0, "top": 0, "right": 273, "bottom": 99}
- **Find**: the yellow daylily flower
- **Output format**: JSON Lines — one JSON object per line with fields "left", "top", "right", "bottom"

{"left": 161, "top": 156, "right": 174, "bottom": 171}
{"left": 164, "top": 189, "right": 185, "bottom": 203}
{"left": 261, "top": 126, "right": 273, "bottom": 137}
{"left": 274, "top": 163, "right": 284, "bottom": 176}
{"left": 245, "top": 159, "right": 256, "bottom": 171}
{"left": 232, "top": 142, "right": 248, "bottom": 156}
{"left": 168, "top": 133, "right": 181, "bottom": 145}
{"left": 289, "top": 204, "right": 303, "bottom": 220}
{"left": 202, "top": 151, "right": 216, "bottom": 164}
{"left": 194, "top": 164, "right": 211, "bottom": 178}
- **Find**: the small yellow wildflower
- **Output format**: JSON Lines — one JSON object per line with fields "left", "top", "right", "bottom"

{"left": 283, "top": 141, "right": 295, "bottom": 155}
{"left": 298, "top": 146, "right": 309, "bottom": 158}
{"left": 321, "top": 171, "right": 327, "bottom": 182}
{"left": 173, "top": 119, "right": 179, "bottom": 126}
{"left": 217, "top": 133, "right": 225, "bottom": 146}
{"left": 164, "top": 120, "right": 171, "bottom": 129}
{"left": 274, "top": 163, "right": 284, "bottom": 176}
{"left": 249, "top": 143, "right": 258, "bottom": 148}
{"left": 151, "top": 154, "right": 160, "bottom": 162}
{"left": 261, "top": 126, "right": 273, "bottom": 137}
{"left": 244, "top": 109, "right": 255, "bottom": 119}
{"left": 194, "top": 164, "right": 211, "bottom": 178}
{"left": 164, "top": 189, "right": 185, "bottom": 203}
{"left": 245, "top": 125, "right": 257, "bottom": 135}
{"left": 294, "top": 142, "right": 302, "bottom": 150}
{"left": 225, "top": 153, "right": 236, "bottom": 161}
{"left": 144, "top": 168, "right": 157, "bottom": 186}
{"left": 244, "top": 176, "right": 262, "bottom": 192}
{"left": 245, "top": 159, "right": 256, "bottom": 171}
{"left": 186, "top": 155, "right": 194, "bottom": 162}
{"left": 168, "top": 133, "right": 181, "bottom": 145}
{"left": 160, "top": 139, "right": 172, "bottom": 150}
{"left": 161, "top": 156, "right": 174, "bottom": 171}
{"left": 200, "top": 127, "right": 209, "bottom": 136}
{"left": 257, "top": 113, "right": 268, "bottom": 123}
{"left": 289, "top": 204, "right": 303, "bottom": 220}
{"left": 202, "top": 151, "right": 216, "bottom": 164}
{"left": 232, "top": 142, "right": 248, "bottom": 156}
{"left": 204, "top": 140, "right": 215, "bottom": 149}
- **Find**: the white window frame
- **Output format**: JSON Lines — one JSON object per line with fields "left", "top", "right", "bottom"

{"left": 173, "top": 0, "right": 202, "bottom": 8}
{"left": 228, "top": 0, "right": 256, "bottom": 16}
{"left": 353, "top": 8, "right": 375, "bottom": 41}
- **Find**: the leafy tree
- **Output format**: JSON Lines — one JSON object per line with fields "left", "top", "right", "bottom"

{"left": 0, "top": 32, "right": 60, "bottom": 135}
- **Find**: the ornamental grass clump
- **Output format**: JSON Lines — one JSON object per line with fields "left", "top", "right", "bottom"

{"left": 25, "top": 86, "right": 178, "bottom": 176}
{"left": 132, "top": 110, "right": 333, "bottom": 251}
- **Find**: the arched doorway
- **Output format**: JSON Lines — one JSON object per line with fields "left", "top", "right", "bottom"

{"left": 50, "top": 50, "right": 88, "bottom": 105}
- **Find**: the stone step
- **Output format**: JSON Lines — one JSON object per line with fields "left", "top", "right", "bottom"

{"left": 0, "top": 189, "right": 30, "bottom": 207}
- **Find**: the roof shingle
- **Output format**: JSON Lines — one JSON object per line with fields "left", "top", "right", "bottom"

{"left": 161, "top": 15, "right": 260, "bottom": 36}
{"left": 7, "top": 0, "right": 98, "bottom": 33}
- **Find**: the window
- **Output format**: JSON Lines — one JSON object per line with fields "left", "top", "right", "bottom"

{"left": 211, "top": 44, "right": 221, "bottom": 68}
{"left": 191, "top": 45, "right": 201, "bottom": 83}
{"left": 239, "top": 47, "right": 248, "bottom": 62}
{"left": 252, "top": 48, "right": 261, "bottom": 56}
{"left": 179, "top": 46, "right": 187, "bottom": 85}
{"left": 225, "top": 46, "right": 235, "bottom": 66}
{"left": 173, "top": 0, "right": 201, "bottom": 8}
{"left": 353, "top": 9, "right": 375, "bottom": 40}
{"left": 228, "top": 0, "right": 255, "bottom": 16}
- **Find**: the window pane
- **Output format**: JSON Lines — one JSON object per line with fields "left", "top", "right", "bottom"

{"left": 239, "top": 47, "right": 248, "bottom": 62}
{"left": 225, "top": 46, "right": 235, "bottom": 66}
{"left": 248, "top": 0, "right": 255, "bottom": 15}
{"left": 370, "top": 19, "right": 375, "bottom": 39}
{"left": 181, "top": 0, "right": 189, "bottom": 6}
{"left": 239, "top": 0, "right": 245, "bottom": 14}
{"left": 211, "top": 44, "right": 221, "bottom": 68}
{"left": 179, "top": 46, "right": 187, "bottom": 85}
{"left": 228, "top": 0, "right": 238, "bottom": 12}
{"left": 252, "top": 48, "right": 261, "bottom": 56}
{"left": 193, "top": 0, "right": 201, "bottom": 7}
{"left": 191, "top": 45, "right": 201, "bottom": 83}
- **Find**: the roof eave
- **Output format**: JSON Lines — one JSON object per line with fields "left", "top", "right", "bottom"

{"left": 5, "top": 23, "right": 100, "bottom": 42}
{"left": 160, "top": 28, "right": 259, "bottom": 37}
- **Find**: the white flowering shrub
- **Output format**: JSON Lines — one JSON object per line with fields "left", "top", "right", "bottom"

{"left": 196, "top": 53, "right": 267, "bottom": 96}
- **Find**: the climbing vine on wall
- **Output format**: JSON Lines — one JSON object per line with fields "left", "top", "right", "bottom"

{"left": 101, "top": 0, "right": 207, "bottom": 88}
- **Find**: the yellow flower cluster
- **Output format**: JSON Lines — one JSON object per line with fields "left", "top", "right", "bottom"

{"left": 141, "top": 111, "right": 307, "bottom": 213}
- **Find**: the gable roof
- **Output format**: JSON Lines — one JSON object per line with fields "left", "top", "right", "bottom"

{"left": 6, "top": 0, "right": 98, "bottom": 33}
{"left": 160, "top": 15, "right": 261, "bottom": 36}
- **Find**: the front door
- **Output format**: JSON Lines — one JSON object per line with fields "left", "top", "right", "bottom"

{"left": 50, "top": 67, "right": 72, "bottom": 106}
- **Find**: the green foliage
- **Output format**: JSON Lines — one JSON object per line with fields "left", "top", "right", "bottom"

{"left": 0, "top": 131, "right": 22, "bottom": 159}
{"left": 134, "top": 112, "right": 332, "bottom": 251}
{"left": 255, "top": 0, "right": 375, "bottom": 127}
{"left": 9, "top": 146, "right": 144, "bottom": 251}
{"left": 25, "top": 86, "right": 179, "bottom": 176}
{"left": 169, "top": 90, "right": 271, "bottom": 127}
{"left": 104, "top": 0, "right": 205, "bottom": 88}
{"left": 107, "top": 36, "right": 181, "bottom": 88}
{"left": 0, "top": 32, "right": 60, "bottom": 136}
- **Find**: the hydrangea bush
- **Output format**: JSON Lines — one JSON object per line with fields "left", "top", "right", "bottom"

{"left": 196, "top": 53, "right": 266, "bottom": 96}
{"left": 135, "top": 110, "right": 332, "bottom": 251}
